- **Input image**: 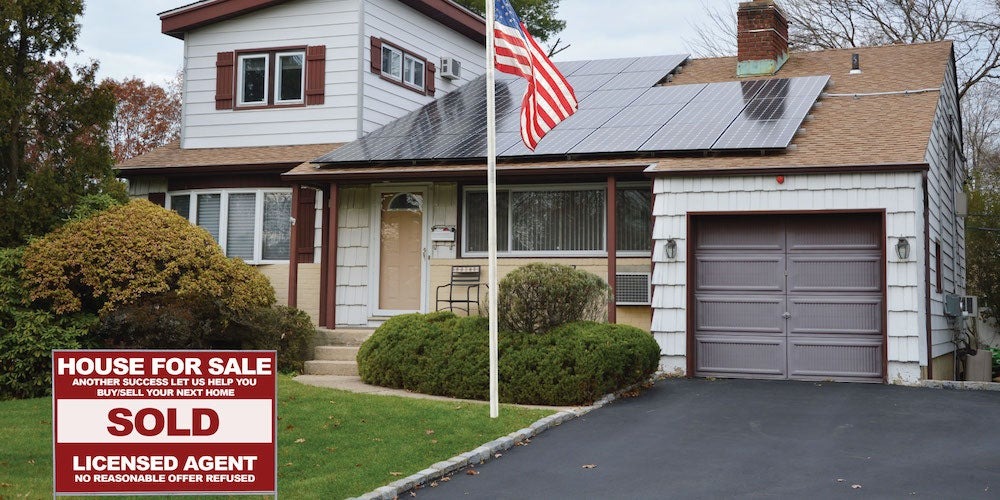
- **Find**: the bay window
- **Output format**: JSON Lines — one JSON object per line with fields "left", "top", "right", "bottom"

{"left": 167, "top": 189, "right": 292, "bottom": 263}
{"left": 463, "top": 184, "right": 652, "bottom": 256}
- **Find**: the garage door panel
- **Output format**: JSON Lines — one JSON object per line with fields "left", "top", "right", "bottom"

{"left": 788, "top": 337, "right": 883, "bottom": 381}
{"left": 697, "top": 335, "right": 786, "bottom": 377}
{"left": 786, "top": 215, "right": 881, "bottom": 252}
{"left": 696, "top": 295, "right": 784, "bottom": 334}
{"left": 696, "top": 255, "right": 784, "bottom": 292}
{"left": 788, "top": 297, "right": 882, "bottom": 335}
{"left": 787, "top": 256, "right": 881, "bottom": 292}
{"left": 697, "top": 216, "right": 784, "bottom": 251}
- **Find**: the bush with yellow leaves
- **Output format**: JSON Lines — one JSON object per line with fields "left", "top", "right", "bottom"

{"left": 21, "top": 199, "right": 275, "bottom": 316}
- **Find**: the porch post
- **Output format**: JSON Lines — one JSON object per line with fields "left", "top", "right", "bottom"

{"left": 288, "top": 183, "right": 300, "bottom": 308}
{"left": 607, "top": 175, "right": 617, "bottom": 324}
{"left": 324, "top": 182, "right": 339, "bottom": 328}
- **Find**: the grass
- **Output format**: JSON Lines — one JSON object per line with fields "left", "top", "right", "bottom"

{"left": 0, "top": 375, "right": 554, "bottom": 499}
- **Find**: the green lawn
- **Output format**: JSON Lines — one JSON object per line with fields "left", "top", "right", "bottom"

{"left": 0, "top": 375, "right": 553, "bottom": 499}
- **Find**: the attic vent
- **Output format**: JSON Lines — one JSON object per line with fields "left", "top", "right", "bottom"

{"left": 440, "top": 57, "right": 461, "bottom": 80}
{"left": 615, "top": 273, "right": 651, "bottom": 305}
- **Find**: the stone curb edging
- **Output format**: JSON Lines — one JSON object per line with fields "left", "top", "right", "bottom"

{"left": 345, "top": 385, "right": 634, "bottom": 500}
{"left": 919, "top": 380, "right": 1000, "bottom": 391}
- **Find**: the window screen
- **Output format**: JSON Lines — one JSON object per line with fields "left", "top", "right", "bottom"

{"left": 262, "top": 192, "right": 291, "bottom": 260}
{"left": 226, "top": 193, "right": 256, "bottom": 259}
{"left": 197, "top": 194, "right": 221, "bottom": 242}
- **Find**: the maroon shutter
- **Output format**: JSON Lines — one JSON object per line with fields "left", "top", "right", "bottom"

{"left": 296, "top": 189, "right": 317, "bottom": 263}
{"left": 305, "top": 45, "right": 326, "bottom": 105}
{"left": 215, "top": 51, "right": 235, "bottom": 110}
{"left": 425, "top": 61, "right": 436, "bottom": 96}
{"left": 370, "top": 36, "right": 382, "bottom": 73}
{"left": 148, "top": 192, "right": 166, "bottom": 207}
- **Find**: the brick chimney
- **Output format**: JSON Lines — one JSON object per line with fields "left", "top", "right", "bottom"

{"left": 736, "top": 0, "right": 789, "bottom": 77}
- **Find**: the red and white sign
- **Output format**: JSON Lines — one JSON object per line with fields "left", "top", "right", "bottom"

{"left": 52, "top": 350, "right": 277, "bottom": 496}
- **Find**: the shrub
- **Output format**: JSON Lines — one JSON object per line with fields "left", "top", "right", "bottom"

{"left": 1, "top": 247, "right": 98, "bottom": 399}
{"left": 357, "top": 312, "right": 660, "bottom": 405}
{"left": 21, "top": 199, "right": 275, "bottom": 316}
{"left": 96, "top": 294, "right": 315, "bottom": 374}
{"left": 497, "top": 263, "right": 610, "bottom": 334}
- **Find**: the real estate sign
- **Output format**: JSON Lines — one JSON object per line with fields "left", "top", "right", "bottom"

{"left": 51, "top": 350, "right": 277, "bottom": 496}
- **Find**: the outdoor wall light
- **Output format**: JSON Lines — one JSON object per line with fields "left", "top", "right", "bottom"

{"left": 665, "top": 238, "right": 678, "bottom": 260}
{"left": 896, "top": 238, "right": 910, "bottom": 261}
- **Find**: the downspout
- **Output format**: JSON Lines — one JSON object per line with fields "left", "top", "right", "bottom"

{"left": 356, "top": 0, "right": 366, "bottom": 138}
{"left": 923, "top": 172, "right": 933, "bottom": 380}
{"left": 288, "top": 183, "right": 300, "bottom": 307}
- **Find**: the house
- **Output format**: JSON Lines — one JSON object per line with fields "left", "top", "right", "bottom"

{"left": 119, "top": 0, "right": 966, "bottom": 385}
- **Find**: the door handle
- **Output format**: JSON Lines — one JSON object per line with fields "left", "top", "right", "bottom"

{"left": 782, "top": 312, "right": 791, "bottom": 319}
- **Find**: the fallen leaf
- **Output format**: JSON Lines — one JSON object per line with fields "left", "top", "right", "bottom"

{"left": 373, "top": 438, "right": 383, "bottom": 442}
{"left": 494, "top": 453, "right": 503, "bottom": 458}
{"left": 453, "top": 406, "right": 462, "bottom": 410}
{"left": 355, "top": 463, "right": 363, "bottom": 468}
{"left": 425, "top": 429, "right": 435, "bottom": 435}
{"left": 836, "top": 479, "right": 845, "bottom": 483}
{"left": 325, "top": 447, "right": 337, "bottom": 453}
{"left": 410, "top": 492, "right": 417, "bottom": 497}
{"left": 852, "top": 484, "right": 862, "bottom": 489}
{"left": 440, "top": 477, "right": 451, "bottom": 483}
{"left": 283, "top": 462, "right": 293, "bottom": 467}
{"left": 27, "top": 460, "right": 35, "bottom": 465}
{"left": 582, "top": 464, "right": 597, "bottom": 469}
{"left": 390, "top": 472, "right": 403, "bottom": 477}
{"left": 466, "top": 469, "right": 480, "bottom": 476}
{"left": 294, "top": 438, "right": 305, "bottom": 443}
{"left": 430, "top": 481, "right": 439, "bottom": 487}
{"left": 285, "top": 424, "right": 295, "bottom": 430}
{"left": 430, "top": 439, "right": 438, "bottom": 444}
{"left": 0, "top": 482, "right": 11, "bottom": 488}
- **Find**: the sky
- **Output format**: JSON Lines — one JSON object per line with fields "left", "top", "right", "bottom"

{"left": 70, "top": 0, "right": 733, "bottom": 86}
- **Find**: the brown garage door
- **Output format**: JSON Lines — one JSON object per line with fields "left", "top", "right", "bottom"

{"left": 692, "top": 213, "right": 884, "bottom": 382}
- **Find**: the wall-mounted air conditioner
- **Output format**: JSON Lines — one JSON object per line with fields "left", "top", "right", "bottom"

{"left": 616, "top": 273, "right": 651, "bottom": 305}
{"left": 440, "top": 57, "right": 461, "bottom": 80}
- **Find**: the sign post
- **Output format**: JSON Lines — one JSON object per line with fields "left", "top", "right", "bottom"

{"left": 52, "top": 350, "right": 277, "bottom": 496}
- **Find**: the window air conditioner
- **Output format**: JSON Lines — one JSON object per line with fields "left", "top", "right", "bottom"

{"left": 440, "top": 57, "right": 461, "bottom": 80}
{"left": 615, "top": 273, "right": 651, "bottom": 305}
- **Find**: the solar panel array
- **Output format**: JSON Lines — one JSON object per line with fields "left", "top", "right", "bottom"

{"left": 316, "top": 54, "right": 829, "bottom": 165}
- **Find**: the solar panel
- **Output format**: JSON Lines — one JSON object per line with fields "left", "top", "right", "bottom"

{"left": 568, "top": 125, "right": 664, "bottom": 154}
{"left": 630, "top": 83, "right": 707, "bottom": 106}
{"left": 314, "top": 52, "right": 826, "bottom": 165}
{"left": 599, "top": 71, "right": 669, "bottom": 90}
{"left": 572, "top": 57, "right": 639, "bottom": 75}
{"left": 622, "top": 54, "right": 689, "bottom": 73}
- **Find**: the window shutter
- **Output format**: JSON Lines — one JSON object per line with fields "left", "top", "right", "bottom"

{"left": 305, "top": 45, "right": 326, "bottom": 105}
{"left": 215, "top": 51, "right": 235, "bottom": 110}
{"left": 370, "top": 36, "right": 382, "bottom": 73}
{"left": 425, "top": 61, "right": 436, "bottom": 96}
{"left": 296, "top": 188, "right": 317, "bottom": 263}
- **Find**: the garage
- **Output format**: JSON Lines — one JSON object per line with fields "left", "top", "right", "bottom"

{"left": 691, "top": 213, "right": 885, "bottom": 382}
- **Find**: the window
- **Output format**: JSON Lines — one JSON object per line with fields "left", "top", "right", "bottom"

{"left": 167, "top": 189, "right": 293, "bottom": 263}
{"left": 236, "top": 50, "right": 305, "bottom": 107}
{"left": 237, "top": 55, "right": 269, "bottom": 106}
{"left": 371, "top": 37, "right": 434, "bottom": 95}
{"left": 462, "top": 184, "right": 652, "bottom": 256}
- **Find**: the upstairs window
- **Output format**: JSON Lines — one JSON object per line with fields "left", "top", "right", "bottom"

{"left": 370, "top": 37, "right": 435, "bottom": 96}
{"left": 216, "top": 46, "right": 326, "bottom": 110}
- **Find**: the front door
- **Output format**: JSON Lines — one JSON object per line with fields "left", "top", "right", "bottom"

{"left": 375, "top": 190, "right": 426, "bottom": 314}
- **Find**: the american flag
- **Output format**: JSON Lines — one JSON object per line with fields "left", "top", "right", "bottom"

{"left": 493, "top": 0, "right": 578, "bottom": 151}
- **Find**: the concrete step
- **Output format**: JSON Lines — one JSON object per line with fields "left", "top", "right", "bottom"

{"left": 315, "top": 328, "right": 374, "bottom": 346}
{"left": 314, "top": 346, "right": 359, "bottom": 362}
{"left": 304, "top": 360, "right": 359, "bottom": 376}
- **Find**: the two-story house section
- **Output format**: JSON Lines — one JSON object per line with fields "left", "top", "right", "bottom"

{"left": 118, "top": 0, "right": 487, "bottom": 320}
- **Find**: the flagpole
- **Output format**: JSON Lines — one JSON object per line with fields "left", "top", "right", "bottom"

{"left": 485, "top": 0, "right": 500, "bottom": 419}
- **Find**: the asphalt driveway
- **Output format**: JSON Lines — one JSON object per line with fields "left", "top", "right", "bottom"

{"left": 418, "top": 379, "right": 1000, "bottom": 499}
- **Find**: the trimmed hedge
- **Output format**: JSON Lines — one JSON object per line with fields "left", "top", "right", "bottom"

{"left": 21, "top": 199, "right": 275, "bottom": 316}
{"left": 497, "top": 263, "right": 610, "bottom": 334}
{"left": 357, "top": 312, "right": 660, "bottom": 405}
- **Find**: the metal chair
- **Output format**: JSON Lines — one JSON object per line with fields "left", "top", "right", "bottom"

{"left": 436, "top": 265, "right": 484, "bottom": 314}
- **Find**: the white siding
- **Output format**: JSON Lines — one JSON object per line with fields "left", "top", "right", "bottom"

{"left": 651, "top": 172, "right": 926, "bottom": 384}
{"left": 430, "top": 183, "right": 458, "bottom": 259}
{"left": 924, "top": 56, "right": 967, "bottom": 362}
{"left": 181, "top": 0, "right": 363, "bottom": 148}
{"left": 362, "top": 0, "right": 485, "bottom": 134}
{"left": 336, "top": 186, "right": 371, "bottom": 326}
